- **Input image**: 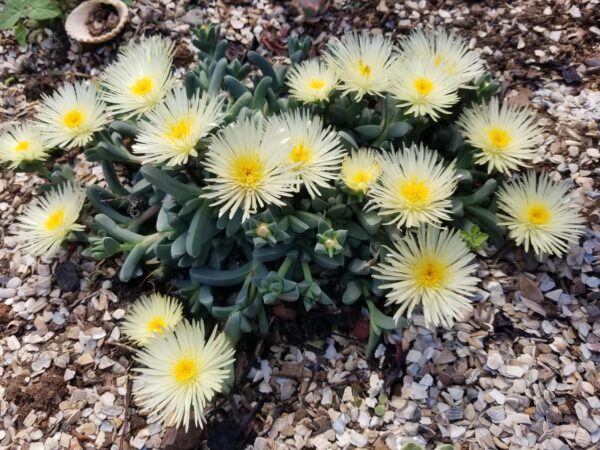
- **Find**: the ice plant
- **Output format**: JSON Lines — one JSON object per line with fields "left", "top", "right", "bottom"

{"left": 132, "top": 320, "right": 235, "bottom": 430}
{"left": 457, "top": 97, "right": 541, "bottom": 174}
{"left": 269, "top": 110, "right": 345, "bottom": 198}
{"left": 390, "top": 59, "right": 460, "bottom": 120}
{"left": 340, "top": 149, "right": 382, "bottom": 195}
{"left": 13, "top": 183, "right": 85, "bottom": 257}
{"left": 367, "top": 144, "right": 457, "bottom": 228}
{"left": 36, "top": 81, "right": 108, "bottom": 149}
{"left": 202, "top": 118, "right": 298, "bottom": 221}
{"left": 133, "top": 88, "right": 225, "bottom": 166}
{"left": 121, "top": 294, "right": 184, "bottom": 346}
{"left": 400, "top": 29, "right": 484, "bottom": 86}
{"left": 325, "top": 32, "right": 396, "bottom": 99}
{"left": 0, "top": 123, "right": 49, "bottom": 168}
{"left": 286, "top": 59, "right": 338, "bottom": 103}
{"left": 497, "top": 172, "right": 585, "bottom": 256}
{"left": 101, "top": 36, "right": 175, "bottom": 117}
{"left": 373, "top": 226, "right": 479, "bottom": 327}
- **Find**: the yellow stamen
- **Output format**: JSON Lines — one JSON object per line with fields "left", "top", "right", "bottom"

{"left": 308, "top": 79, "right": 325, "bottom": 90}
{"left": 399, "top": 178, "right": 430, "bottom": 206}
{"left": 488, "top": 127, "right": 511, "bottom": 149}
{"left": 44, "top": 209, "right": 65, "bottom": 230}
{"left": 172, "top": 358, "right": 199, "bottom": 384}
{"left": 148, "top": 317, "right": 166, "bottom": 334}
{"left": 350, "top": 170, "right": 375, "bottom": 192}
{"left": 434, "top": 55, "right": 443, "bottom": 66}
{"left": 289, "top": 142, "right": 312, "bottom": 165}
{"left": 413, "top": 78, "right": 434, "bottom": 96}
{"left": 415, "top": 259, "right": 447, "bottom": 289}
{"left": 232, "top": 154, "right": 264, "bottom": 188}
{"left": 131, "top": 77, "right": 154, "bottom": 96}
{"left": 15, "top": 141, "right": 30, "bottom": 153}
{"left": 358, "top": 60, "right": 371, "bottom": 79}
{"left": 63, "top": 109, "right": 84, "bottom": 129}
{"left": 166, "top": 119, "right": 192, "bottom": 141}
{"left": 526, "top": 203, "right": 551, "bottom": 226}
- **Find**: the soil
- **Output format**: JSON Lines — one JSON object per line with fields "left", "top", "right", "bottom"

{"left": 3, "top": 369, "right": 69, "bottom": 422}
{"left": 86, "top": 3, "right": 121, "bottom": 37}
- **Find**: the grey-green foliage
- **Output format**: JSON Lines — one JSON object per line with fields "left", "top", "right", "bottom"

{"left": 75, "top": 25, "right": 502, "bottom": 354}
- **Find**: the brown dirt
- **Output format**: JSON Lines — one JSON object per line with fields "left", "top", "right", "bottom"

{"left": 4, "top": 369, "right": 69, "bottom": 423}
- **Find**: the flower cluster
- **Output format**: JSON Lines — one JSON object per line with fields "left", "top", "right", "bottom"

{"left": 122, "top": 294, "right": 235, "bottom": 430}
{"left": 1, "top": 26, "right": 587, "bottom": 429}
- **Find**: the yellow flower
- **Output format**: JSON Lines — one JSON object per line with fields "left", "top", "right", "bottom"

{"left": 497, "top": 172, "right": 585, "bottom": 256}
{"left": 367, "top": 144, "right": 457, "bottom": 228}
{"left": 340, "top": 149, "right": 381, "bottom": 195}
{"left": 268, "top": 110, "right": 345, "bottom": 197}
{"left": 132, "top": 320, "right": 235, "bottom": 430}
{"left": 121, "top": 294, "right": 184, "bottom": 346}
{"left": 36, "top": 81, "right": 108, "bottom": 149}
{"left": 325, "top": 32, "right": 396, "bottom": 100}
{"left": 373, "top": 225, "right": 479, "bottom": 328}
{"left": 202, "top": 118, "right": 298, "bottom": 221}
{"left": 390, "top": 59, "right": 460, "bottom": 120}
{"left": 13, "top": 183, "right": 85, "bottom": 257}
{"left": 133, "top": 87, "right": 225, "bottom": 166}
{"left": 399, "top": 29, "right": 484, "bottom": 86}
{"left": 457, "top": 97, "right": 542, "bottom": 174}
{"left": 0, "top": 123, "right": 49, "bottom": 168}
{"left": 286, "top": 59, "right": 338, "bottom": 103}
{"left": 101, "top": 36, "right": 175, "bottom": 117}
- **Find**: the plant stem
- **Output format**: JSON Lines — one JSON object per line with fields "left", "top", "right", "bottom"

{"left": 301, "top": 261, "right": 312, "bottom": 283}
{"left": 276, "top": 256, "right": 294, "bottom": 278}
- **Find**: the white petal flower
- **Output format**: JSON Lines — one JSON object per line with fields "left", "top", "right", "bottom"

{"left": 390, "top": 59, "right": 460, "bottom": 120}
{"left": 340, "top": 148, "right": 382, "bottom": 195}
{"left": 36, "top": 81, "right": 108, "bottom": 149}
{"left": 367, "top": 144, "right": 458, "bottom": 228}
{"left": 286, "top": 59, "right": 338, "bottom": 103}
{"left": 0, "top": 123, "right": 49, "bottom": 168}
{"left": 133, "top": 320, "right": 235, "bottom": 431}
{"left": 202, "top": 118, "right": 298, "bottom": 221}
{"left": 268, "top": 110, "right": 345, "bottom": 198}
{"left": 101, "top": 36, "right": 175, "bottom": 117}
{"left": 121, "top": 294, "right": 184, "bottom": 346}
{"left": 497, "top": 172, "right": 585, "bottom": 256}
{"left": 399, "top": 29, "right": 485, "bottom": 86}
{"left": 457, "top": 97, "right": 542, "bottom": 174}
{"left": 133, "top": 88, "right": 225, "bottom": 166}
{"left": 13, "top": 183, "right": 85, "bottom": 257}
{"left": 373, "top": 225, "right": 479, "bottom": 328}
{"left": 324, "top": 32, "right": 396, "bottom": 100}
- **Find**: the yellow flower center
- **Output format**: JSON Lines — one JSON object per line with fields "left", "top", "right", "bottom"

{"left": 415, "top": 258, "right": 448, "bottom": 289}
{"left": 172, "top": 357, "right": 199, "bottom": 384}
{"left": 488, "top": 127, "right": 511, "bottom": 149}
{"left": 308, "top": 79, "right": 325, "bottom": 90}
{"left": 166, "top": 119, "right": 192, "bottom": 141}
{"left": 63, "top": 109, "right": 84, "bottom": 129}
{"left": 413, "top": 77, "right": 434, "bottom": 96}
{"left": 289, "top": 142, "right": 312, "bottom": 165}
{"left": 358, "top": 60, "right": 371, "bottom": 79}
{"left": 349, "top": 170, "right": 375, "bottom": 192}
{"left": 131, "top": 76, "right": 154, "bottom": 96}
{"left": 147, "top": 316, "right": 166, "bottom": 334}
{"left": 526, "top": 203, "right": 551, "bottom": 225}
{"left": 399, "top": 178, "right": 430, "bottom": 206}
{"left": 14, "top": 141, "right": 30, "bottom": 153}
{"left": 44, "top": 209, "right": 65, "bottom": 230}
{"left": 232, "top": 154, "right": 265, "bottom": 188}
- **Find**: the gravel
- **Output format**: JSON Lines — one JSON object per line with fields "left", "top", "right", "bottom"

{"left": 1, "top": 0, "right": 599, "bottom": 448}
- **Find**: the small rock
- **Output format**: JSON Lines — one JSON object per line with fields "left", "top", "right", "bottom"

{"left": 55, "top": 261, "right": 80, "bottom": 292}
